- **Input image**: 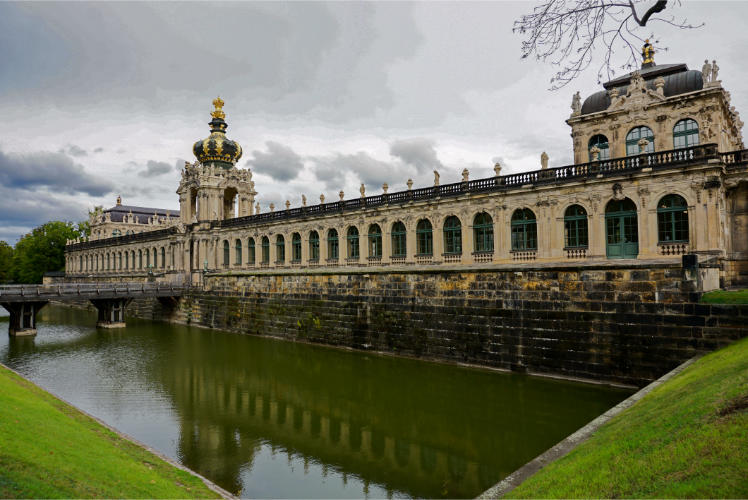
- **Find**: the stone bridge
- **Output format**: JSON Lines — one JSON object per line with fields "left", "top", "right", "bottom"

{"left": 0, "top": 282, "right": 186, "bottom": 335}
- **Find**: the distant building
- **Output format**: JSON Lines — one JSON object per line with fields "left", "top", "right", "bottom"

{"left": 66, "top": 46, "right": 748, "bottom": 287}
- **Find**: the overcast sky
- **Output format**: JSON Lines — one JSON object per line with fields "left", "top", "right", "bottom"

{"left": 1, "top": 1, "right": 746, "bottom": 243}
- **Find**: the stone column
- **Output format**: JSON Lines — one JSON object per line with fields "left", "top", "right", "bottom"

{"left": 589, "top": 213, "right": 606, "bottom": 259}
{"left": 433, "top": 217, "right": 444, "bottom": 262}
{"left": 301, "top": 232, "right": 309, "bottom": 264}
{"left": 383, "top": 223, "right": 393, "bottom": 264}
{"left": 463, "top": 214, "right": 475, "bottom": 264}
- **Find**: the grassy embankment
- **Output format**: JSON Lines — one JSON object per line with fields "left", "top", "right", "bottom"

{"left": 508, "top": 336, "right": 748, "bottom": 498}
{"left": 701, "top": 289, "right": 748, "bottom": 304}
{"left": 0, "top": 364, "right": 220, "bottom": 498}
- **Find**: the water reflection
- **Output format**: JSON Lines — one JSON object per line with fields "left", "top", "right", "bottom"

{"left": 1, "top": 306, "right": 631, "bottom": 498}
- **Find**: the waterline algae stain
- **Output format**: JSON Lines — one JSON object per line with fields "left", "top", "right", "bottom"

{"left": 0, "top": 306, "right": 631, "bottom": 498}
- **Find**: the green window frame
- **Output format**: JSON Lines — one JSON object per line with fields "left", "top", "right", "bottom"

{"left": 309, "top": 231, "right": 320, "bottom": 261}
{"left": 347, "top": 227, "right": 359, "bottom": 259}
{"left": 673, "top": 119, "right": 699, "bottom": 149}
{"left": 327, "top": 229, "right": 339, "bottom": 260}
{"left": 657, "top": 194, "right": 689, "bottom": 243}
{"left": 473, "top": 212, "right": 494, "bottom": 252}
{"left": 391, "top": 222, "right": 406, "bottom": 257}
{"left": 248, "top": 238, "right": 256, "bottom": 264}
{"left": 291, "top": 233, "right": 302, "bottom": 262}
{"left": 223, "top": 240, "right": 229, "bottom": 267}
{"left": 261, "top": 236, "right": 270, "bottom": 264}
{"left": 564, "top": 205, "right": 588, "bottom": 248}
{"left": 146, "top": 249, "right": 151, "bottom": 268}
{"left": 276, "top": 235, "right": 285, "bottom": 263}
{"left": 588, "top": 134, "right": 610, "bottom": 161}
{"left": 235, "top": 239, "right": 242, "bottom": 265}
{"left": 625, "top": 126, "right": 655, "bottom": 156}
{"left": 416, "top": 219, "right": 433, "bottom": 256}
{"left": 511, "top": 209, "right": 538, "bottom": 251}
{"left": 368, "top": 224, "right": 382, "bottom": 258}
{"left": 443, "top": 216, "right": 462, "bottom": 254}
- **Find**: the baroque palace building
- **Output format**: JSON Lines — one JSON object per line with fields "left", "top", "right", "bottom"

{"left": 65, "top": 45, "right": 748, "bottom": 287}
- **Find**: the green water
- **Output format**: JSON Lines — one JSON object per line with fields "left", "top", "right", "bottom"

{"left": 0, "top": 306, "right": 631, "bottom": 498}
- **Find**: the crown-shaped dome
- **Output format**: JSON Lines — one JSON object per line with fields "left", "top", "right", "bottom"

{"left": 192, "top": 97, "right": 242, "bottom": 168}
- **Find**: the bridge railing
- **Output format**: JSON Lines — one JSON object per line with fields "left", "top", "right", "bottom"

{"left": 0, "top": 282, "right": 187, "bottom": 299}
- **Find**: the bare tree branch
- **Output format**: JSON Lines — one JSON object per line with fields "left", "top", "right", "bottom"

{"left": 513, "top": 0, "right": 704, "bottom": 90}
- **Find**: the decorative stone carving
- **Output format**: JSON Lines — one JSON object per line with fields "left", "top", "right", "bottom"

{"left": 461, "top": 169, "right": 469, "bottom": 182}
{"left": 360, "top": 184, "right": 365, "bottom": 198}
{"left": 269, "top": 203, "right": 275, "bottom": 212}
{"left": 302, "top": 195, "right": 307, "bottom": 207}
{"left": 655, "top": 76, "right": 665, "bottom": 96}
{"left": 590, "top": 146, "right": 601, "bottom": 161}
{"left": 382, "top": 183, "right": 388, "bottom": 193}
{"left": 494, "top": 162, "right": 502, "bottom": 176}
{"left": 541, "top": 152, "right": 549, "bottom": 169}
{"left": 433, "top": 170, "right": 440, "bottom": 186}
{"left": 285, "top": 200, "right": 290, "bottom": 210}
{"left": 612, "top": 183, "right": 625, "bottom": 200}
{"left": 571, "top": 91, "right": 581, "bottom": 115}
{"left": 320, "top": 194, "right": 325, "bottom": 204}
{"left": 407, "top": 179, "right": 413, "bottom": 190}
{"left": 638, "top": 138, "right": 650, "bottom": 153}
{"left": 339, "top": 190, "right": 344, "bottom": 201}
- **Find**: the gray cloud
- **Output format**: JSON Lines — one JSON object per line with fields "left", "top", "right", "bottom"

{"left": 94, "top": 147, "right": 104, "bottom": 153}
{"left": 139, "top": 160, "right": 172, "bottom": 177}
{"left": 58, "top": 144, "right": 87, "bottom": 157}
{"left": 389, "top": 138, "right": 443, "bottom": 173}
{"left": 311, "top": 151, "right": 409, "bottom": 190}
{"left": 246, "top": 141, "right": 305, "bottom": 181}
{"left": 0, "top": 148, "right": 112, "bottom": 196}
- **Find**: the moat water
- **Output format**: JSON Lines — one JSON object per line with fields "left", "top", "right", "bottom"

{"left": 0, "top": 306, "right": 632, "bottom": 498}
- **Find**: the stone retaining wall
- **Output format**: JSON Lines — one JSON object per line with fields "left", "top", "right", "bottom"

{"left": 56, "top": 264, "right": 748, "bottom": 387}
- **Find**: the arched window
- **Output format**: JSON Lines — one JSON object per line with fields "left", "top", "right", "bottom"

{"left": 327, "top": 229, "right": 339, "bottom": 260}
{"left": 138, "top": 250, "right": 143, "bottom": 269}
{"left": 416, "top": 219, "right": 433, "bottom": 256}
{"left": 368, "top": 224, "right": 382, "bottom": 258}
{"left": 248, "top": 238, "right": 256, "bottom": 265}
{"left": 511, "top": 209, "right": 538, "bottom": 251}
{"left": 443, "top": 216, "right": 462, "bottom": 255}
{"left": 391, "top": 222, "right": 406, "bottom": 257}
{"left": 161, "top": 247, "right": 166, "bottom": 268}
{"left": 473, "top": 212, "right": 494, "bottom": 253}
{"left": 152, "top": 248, "right": 157, "bottom": 268}
{"left": 309, "top": 231, "right": 320, "bottom": 261}
{"left": 146, "top": 249, "right": 151, "bottom": 268}
{"left": 291, "top": 233, "right": 302, "bottom": 262}
{"left": 673, "top": 119, "right": 699, "bottom": 149}
{"left": 235, "top": 238, "right": 242, "bottom": 265}
{"left": 657, "top": 195, "right": 689, "bottom": 243}
{"left": 605, "top": 198, "right": 639, "bottom": 258}
{"left": 261, "top": 236, "right": 270, "bottom": 264}
{"left": 223, "top": 240, "right": 230, "bottom": 268}
{"left": 79, "top": 256, "right": 83, "bottom": 271}
{"left": 106, "top": 254, "right": 110, "bottom": 270}
{"left": 588, "top": 134, "right": 610, "bottom": 161}
{"left": 119, "top": 252, "right": 123, "bottom": 270}
{"left": 276, "top": 235, "right": 285, "bottom": 263}
{"left": 347, "top": 227, "right": 359, "bottom": 259}
{"left": 564, "top": 205, "right": 588, "bottom": 248}
{"left": 124, "top": 252, "right": 128, "bottom": 270}
{"left": 625, "top": 126, "right": 655, "bottom": 156}
{"left": 131, "top": 251, "right": 136, "bottom": 270}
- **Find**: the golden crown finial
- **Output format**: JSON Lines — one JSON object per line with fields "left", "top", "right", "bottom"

{"left": 642, "top": 39, "right": 655, "bottom": 65}
{"left": 211, "top": 96, "right": 225, "bottom": 120}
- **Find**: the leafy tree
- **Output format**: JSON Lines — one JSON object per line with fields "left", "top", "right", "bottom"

{"left": 11, "top": 222, "right": 82, "bottom": 284}
{"left": 0, "top": 241, "right": 13, "bottom": 283}
{"left": 514, "top": 0, "right": 703, "bottom": 89}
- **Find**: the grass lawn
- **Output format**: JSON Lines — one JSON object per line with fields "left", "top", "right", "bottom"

{"left": 701, "top": 289, "right": 748, "bottom": 304}
{"left": 0, "top": 364, "right": 220, "bottom": 499}
{"left": 508, "top": 336, "right": 748, "bottom": 498}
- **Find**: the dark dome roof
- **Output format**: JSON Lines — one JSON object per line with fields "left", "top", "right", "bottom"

{"left": 580, "top": 63, "right": 704, "bottom": 115}
{"left": 193, "top": 97, "right": 243, "bottom": 168}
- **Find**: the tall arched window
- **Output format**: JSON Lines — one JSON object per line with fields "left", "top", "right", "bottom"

{"left": 261, "top": 236, "right": 270, "bottom": 264}
{"left": 276, "top": 235, "right": 285, "bottom": 263}
{"left": 391, "top": 222, "right": 406, "bottom": 257}
{"left": 235, "top": 239, "right": 242, "bottom": 265}
{"left": 248, "top": 237, "right": 256, "bottom": 265}
{"left": 346, "top": 227, "right": 359, "bottom": 259}
{"left": 106, "top": 254, "right": 110, "bottom": 270}
{"left": 223, "top": 240, "right": 230, "bottom": 268}
{"left": 626, "top": 126, "right": 655, "bottom": 156}
{"left": 291, "top": 233, "right": 302, "bottom": 262}
{"left": 443, "top": 216, "right": 462, "bottom": 255}
{"left": 309, "top": 231, "right": 320, "bottom": 261}
{"left": 327, "top": 229, "right": 339, "bottom": 260}
{"left": 119, "top": 252, "right": 123, "bottom": 270}
{"left": 657, "top": 194, "right": 689, "bottom": 243}
{"left": 605, "top": 198, "right": 639, "bottom": 258}
{"left": 161, "top": 247, "right": 166, "bottom": 268}
{"left": 673, "top": 119, "right": 699, "bottom": 149}
{"left": 511, "top": 209, "right": 538, "bottom": 251}
{"left": 564, "top": 205, "right": 588, "bottom": 248}
{"left": 473, "top": 212, "right": 494, "bottom": 253}
{"left": 416, "top": 219, "right": 433, "bottom": 255}
{"left": 131, "top": 251, "right": 136, "bottom": 270}
{"left": 79, "top": 256, "right": 83, "bottom": 271}
{"left": 588, "top": 134, "right": 610, "bottom": 161}
{"left": 138, "top": 250, "right": 143, "bottom": 269}
{"left": 153, "top": 248, "right": 157, "bottom": 268}
{"left": 124, "top": 252, "right": 129, "bottom": 270}
{"left": 146, "top": 249, "right": 151, "bottom": 268}
{"left": 368, "top": 224, "right": 382, "bottom": 258}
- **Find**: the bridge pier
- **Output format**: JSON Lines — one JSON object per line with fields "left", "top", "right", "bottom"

{"left": 1, "top": 301, "right": 48, "bottom": 336}
{"left": 90, "top": 298, "right": 131, "bottom": 328}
